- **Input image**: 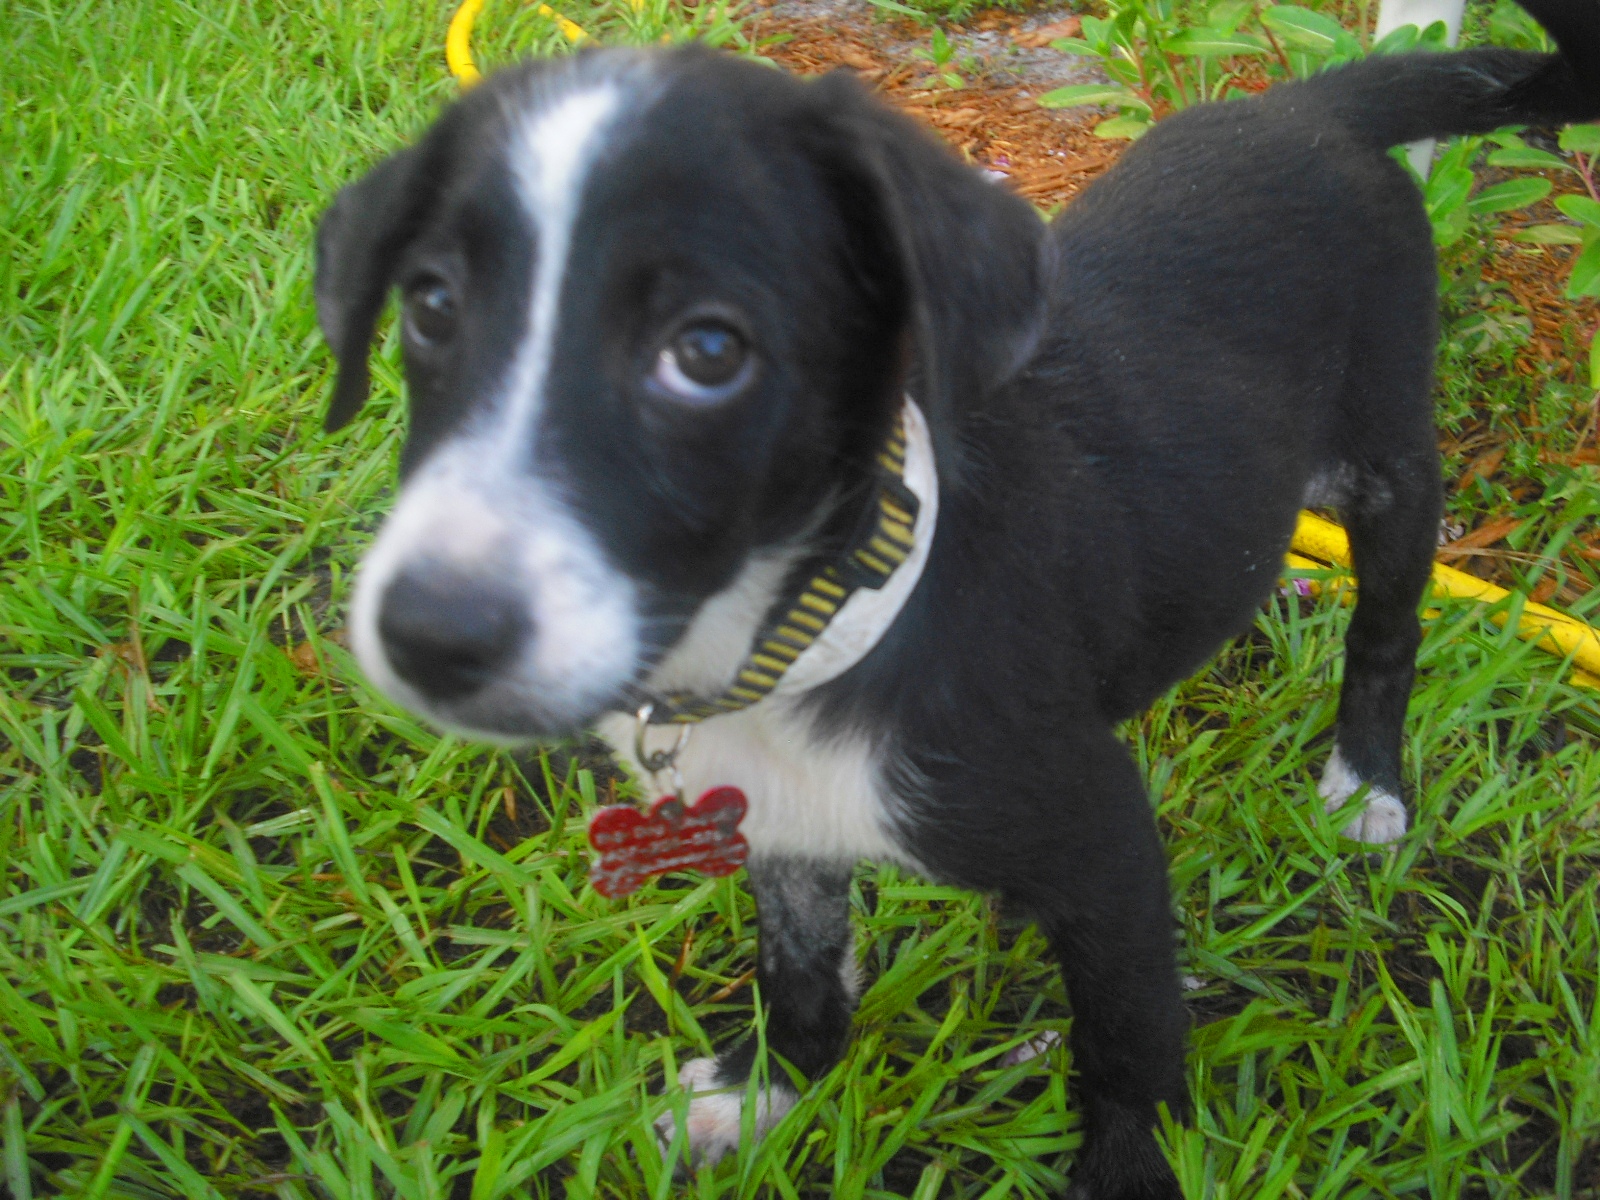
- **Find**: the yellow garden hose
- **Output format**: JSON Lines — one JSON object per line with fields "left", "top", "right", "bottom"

{"left": 446, "top": 0, "right": 485, "bottom": 84}
{"left": 1290, "top": 511, "right": 1600, "bottom": 690}
{"left": 446, "top": 0, "right": 585, "bottom": 87}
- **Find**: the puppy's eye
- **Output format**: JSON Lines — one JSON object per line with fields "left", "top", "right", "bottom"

{"left": 652, "top": 322, "right": 753, "bottom": 402}
{"left": 405, "top": 278, "right": 458, "bottom": 346}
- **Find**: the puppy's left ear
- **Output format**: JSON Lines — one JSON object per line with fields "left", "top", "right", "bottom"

{"left": 807, "top": 71, "right": 1048, "bottom": 472}
{"left": 315, "top": 143, "right": 437, "bottom": 432}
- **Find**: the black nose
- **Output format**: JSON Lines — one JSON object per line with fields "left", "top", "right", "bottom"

{"left": 378, "top": 569, "right": 528, "bottom": 700}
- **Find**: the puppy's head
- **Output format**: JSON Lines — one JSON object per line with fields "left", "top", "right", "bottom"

{"left": 316, "top": 47, "right": 1043, "bottom": 740}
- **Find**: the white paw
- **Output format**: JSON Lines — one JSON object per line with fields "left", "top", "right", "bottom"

{"left": 1001, "top": 1029, "right": 1062, "bottom": 1067}
{"left": 1319, "top": 746, "right": 1408, "bottom": 844}
{"left": 654, "top": 1057, "right": 798, "bottom": 1168}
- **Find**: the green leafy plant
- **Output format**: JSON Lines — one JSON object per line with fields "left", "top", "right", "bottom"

{"left": 1478, "top": 123, "right": 1600, "bottom": 386}
{"left": 1408, "top": 131, "right": 1553, "bottom": 248}
{"left": 1040, "top": 0, "right": 1454, "bottom": 139}
{"left": 1496, "top": 126, "right": 1600, "bottom": 284}
{"left": 1486, "top": 0, "right": 1554, "bottom": 51}
{"left": 1040, "top": 0, "right": 1586, "bottom": 373}
{"left": 911, "top": 27, "right": 970, "bottom": 88}
{"left": 863, "top": 0, "right": 1033, "bottom": 28}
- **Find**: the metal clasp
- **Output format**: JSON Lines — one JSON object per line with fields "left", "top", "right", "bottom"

{"left": 633, "top": 703, "right": 691, "bottom": 801}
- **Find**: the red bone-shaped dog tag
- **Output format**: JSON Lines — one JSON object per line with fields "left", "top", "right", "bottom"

{"left": 587, "top": 787, "right": 749, "bottom": 898}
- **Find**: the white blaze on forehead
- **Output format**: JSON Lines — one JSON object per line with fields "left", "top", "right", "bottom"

{"left": 499, "top": 80, "right": 627, "bottom": 455}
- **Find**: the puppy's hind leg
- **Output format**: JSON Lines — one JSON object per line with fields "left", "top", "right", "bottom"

{"left": 655, "top": 858, "right": 856, "bottom": 1168}
{"left": 1321, "top": 450, "right": 1441, "bottom": 844}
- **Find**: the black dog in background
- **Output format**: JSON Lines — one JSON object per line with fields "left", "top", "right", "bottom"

{"left": 313, "top": 2, "right": 1600, "bottom": 1193}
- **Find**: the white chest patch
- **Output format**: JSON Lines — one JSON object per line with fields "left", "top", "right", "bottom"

{"left": 596, "top": 700, "right": 916, "bottom": 868}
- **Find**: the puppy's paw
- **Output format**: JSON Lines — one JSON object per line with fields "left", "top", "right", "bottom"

{"left": 1068, "top": 1093, "right": 1183, "bottom": 1200}
{"left": 654, "top": 1057, "right": 798, "bottom": 1169}
{"left": 1318, "top": 746, "right": 1407, "bottom": 844}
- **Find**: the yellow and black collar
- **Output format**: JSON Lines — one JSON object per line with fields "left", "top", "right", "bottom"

{"left": 645, "top": 405, "right": 926, "bottom": 725}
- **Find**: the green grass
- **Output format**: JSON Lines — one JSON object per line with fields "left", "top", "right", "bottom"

{"left": 3, "top": 0, "right": 1600, "bottom": 1196}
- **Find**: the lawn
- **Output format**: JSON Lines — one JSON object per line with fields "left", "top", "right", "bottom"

{"left": 2, "top": 0, "right": 1599, "bottom": 1196}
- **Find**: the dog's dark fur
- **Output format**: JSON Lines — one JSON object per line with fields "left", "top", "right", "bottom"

{"left": 316, "top": 7, "right": 1600, "bottom": 1195}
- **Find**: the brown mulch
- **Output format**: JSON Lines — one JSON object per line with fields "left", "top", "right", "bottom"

{"left": 750, "top": 6, "right": 1118, "bottom": 208}
{"left": 1481, "top": 224, "right": 1600, "bottom": 385}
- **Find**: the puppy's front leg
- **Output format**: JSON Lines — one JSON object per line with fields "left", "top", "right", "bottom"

{"left": 657, "top": 857, "right": 856, "bottom": 1168}
{"left": 1051, "top": 778, "right": 1187, "bottom": 1197}
{"left": 980, "top": 730, "right": 1189, "bottom": 1200}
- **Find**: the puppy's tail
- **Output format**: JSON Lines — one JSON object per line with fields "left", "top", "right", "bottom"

{"left": 1298, "top": 0, "right": 1600, "bottom": 147}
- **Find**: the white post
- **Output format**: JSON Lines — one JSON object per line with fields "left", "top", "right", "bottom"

{"left": 1373, "top": 0, "right": 1468, "bottom": 176}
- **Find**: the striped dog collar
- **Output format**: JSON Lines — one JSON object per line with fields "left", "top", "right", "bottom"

{"left": 647, "top": 397, "right": 938, "bottom": 724}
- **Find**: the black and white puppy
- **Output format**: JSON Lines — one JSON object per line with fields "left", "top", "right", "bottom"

{"left": 315, "top": 5, "right": 1599, "bottom": 1194}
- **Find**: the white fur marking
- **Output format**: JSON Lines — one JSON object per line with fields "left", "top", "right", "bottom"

{"left": 598, "top": 401, "right": 938, "bottom": 866}
{"left": 349, "top": 442, "right": 639, "bottom": 734}
{"left": 840, "top": 930, "right": 861, "bottom": 1003}
{"left": 655, "top": 1057, "right": 798, "bottom": 1167}
{"left": 599, "top": 698, "right": 914, "bottom": 866}
{"left": 643, "top": 397, "right": 938, "bottom": 708}
{"left": 648, "top": 549, "right": 804, "bottom": 700}
{"left": 1319, "top": 744, "right": 1408, "bottom": 844}
{"left": 500, "top": 82, "right": 627, "bottom": 459}
{"left": 350, "top": 458, "right": 506, "bottom": 721}
{"left": 1301, "top": 464, "right": 1356, "bottom": 510}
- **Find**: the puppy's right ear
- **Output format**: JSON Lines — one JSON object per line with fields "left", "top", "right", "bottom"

{"left": 799, "top": 71, "right": 1047, "bottom": 481}
{"left": 315, "top": 144, "right": 434, "bottom": 432}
